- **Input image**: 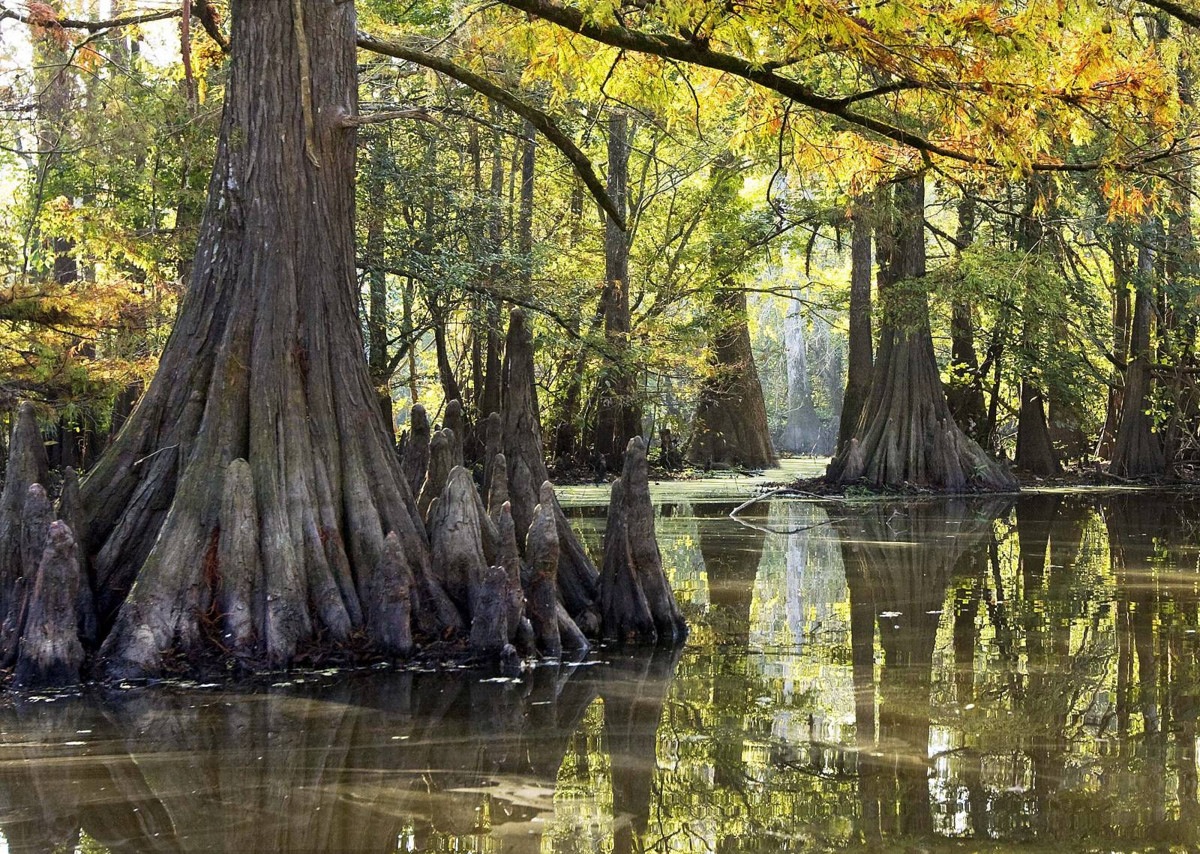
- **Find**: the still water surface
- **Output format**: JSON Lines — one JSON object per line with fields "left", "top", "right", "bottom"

{"left": 1, "top": 491, "right": 1198, "bottom": 852}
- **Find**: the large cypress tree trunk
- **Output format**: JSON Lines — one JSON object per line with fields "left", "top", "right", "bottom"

{"left": 827, "top": 176, "right": 1014, "bottom": 492}
{"left": 79, "top": 0, "right": 445, "bottom": 677}
{"left": 686, "top": 284, "right": 777, "bottom": 469}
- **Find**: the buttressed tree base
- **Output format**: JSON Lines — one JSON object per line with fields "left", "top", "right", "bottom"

{"left": 0, "top": 0, "right": 685, "bottom": 689}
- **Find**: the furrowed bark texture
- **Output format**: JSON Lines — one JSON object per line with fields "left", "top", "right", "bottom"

{"left": 687, "top": 285, "right": 778, "bottom": 469}
{"left": 827, "top": 177, "right": 1015, "bottom": 492}
{"left": 0, "top": 404, "right": 49, "bottom": 634}
{"left": 600, "top": 437, "right": 687, "bottom": 644}
{"left": 0, "top": 484, "right": 55, "bottom": 665}
{"left": 56, "top": 468, "right": 97, "bottom": 647}
{"left": 399, "top": 404, "right": 430, "bottom": 497}
{"left": 79, "top": 0, "right": 447, "bottom": 678}
{"left": 14, "top": 521, "right": 84, "bottom": 688}
{"left": 501, "top": 310, "right": 600, "bottom": 633}
{"left": 836, "top": 198, "right": 874, "bottom": 455}
{"left": 1110, "top": 280, "right": 1166, "bottom": 477}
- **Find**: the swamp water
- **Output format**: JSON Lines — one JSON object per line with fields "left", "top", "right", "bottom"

{"left": 0, "top": 489, "right": 1198, "bottom": 852}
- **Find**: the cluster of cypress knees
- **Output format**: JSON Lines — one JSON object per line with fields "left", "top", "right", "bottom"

{"left": 0, "top": 310, "right": 687, "bottom": 689}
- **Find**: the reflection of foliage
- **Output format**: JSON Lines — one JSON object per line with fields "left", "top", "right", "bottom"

{"left": 547, "top": 699, "right": 615, "bottom": 854}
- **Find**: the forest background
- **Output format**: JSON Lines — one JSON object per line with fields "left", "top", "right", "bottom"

{"left": 1, "top": 0, "right": 1199, "bottom": 488}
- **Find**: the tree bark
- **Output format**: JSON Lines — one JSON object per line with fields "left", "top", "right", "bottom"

{"left": 14, "top": 521, "right": 85, "bottom": 688}
{"left": 591, "top": 112, "right": 641, "bottom": 469}
{"left": 1096, "top": 235, "right": 1133, "bottom": 460}
{"left": 687, "top": 284, "right": 778, "bottom": 468}
{"left": 600, "top": 437, "right": 686, "bottom": 644}
{"left": 0, "top": 404, "right": 49, "bottom": 635}
{"left": 827, "top": 176, "right": 1014, "bottom": 492}
{"left": 779, "top": 291, "right": 823, "bottom": 454}
{"left": 946, "top": 196, "right": 987, "bottom": 445}
{"left": 78, "top": 0, "right": 453, "bottom": 678}
{"left": 1111, "top": 239, "right": 1166, "bottom": 477}
{"left": 1014, "top": 179, "right": 1061, "bottom": 476}
{"left": 836, "top": 196, "right": 874, "bottom": 455}
{"left": 500, "top": 309, "right": 600, "bottom": 632}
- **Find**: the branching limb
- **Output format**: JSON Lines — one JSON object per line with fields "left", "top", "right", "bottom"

{"left": 1138, "top": 0, "right": 1200, "bottom": 28}
{"left": 0, "top": 1, "right": 228, "bottom": 51}
{"left": 494, "top": 0, "right": 1162, "bottom": 173}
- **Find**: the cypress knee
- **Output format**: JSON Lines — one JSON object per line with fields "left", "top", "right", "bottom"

{"left": 525, "top": 491, "right": 561, "bottom": 657}
{"left": 400, "top": 404, "right": 430, "bottom": 497}
{"left": 14, "top": 521, "right": 84, "bottom": 688}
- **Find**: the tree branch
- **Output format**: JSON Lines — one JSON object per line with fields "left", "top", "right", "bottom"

{"left": 340, "top": 108, "right": 448, "bottom": 129}
{"left": 493, "top": 0, "right": 1146, "bottom": 173}
{"left": 1138, "top": 0, "right": 1200, "bottom": 28}
{"left": 0, "top": 1, "right": 229, "bottom": 51}
{"left": 357, "top": 32, "right": 626, "bottom": 230}
{"left": 0, "top": 3, "right": 180, "bottom": 31}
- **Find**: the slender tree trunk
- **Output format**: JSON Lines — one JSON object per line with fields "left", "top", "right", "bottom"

{"left": 552, "top": 181, "right": 587, "bottom": 465}
{"left": 591, "top": 112, "right": 640, "bottom": 469}
{"left": 1162, "top": 86, "right": 1198, "bottom": 465}
{"left": 80, "top": 0, "right": 450, "bottom": 678}
{"left": 836, "top": 197, "right": 873, "bottom": 455}
{"left": 365, "top": 139, "right": 393, "bottom": 433}
{"left": 1111, "top": 235, "right": 1166, "bottom": 476}
{"left": 827, "top": 176, "right": 1013, "bottom": 491}
{"left": 779, "top": 293, "right": 823, "bottom": 454}
{"left": 517, "top": 120, "right": 535, "bottom": 294}
{"left": 1014, "top": 179, "right": 1061, "bottom": 476}
{"left": 1097, "top": 236, "right": 1132, "bottom": 459}
{"left": 946, "top": 196, "right": 987, "bottom": 445}
{"left": 480, "top": 109, "right": 506, "bottom": 421}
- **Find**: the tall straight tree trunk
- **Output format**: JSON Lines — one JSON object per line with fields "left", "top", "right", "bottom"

{"left": 779, "top": 291, "right": 823, "bottom": 454}
{"left": 1162, "top": 71, "right": 1198, "bottom": 466}
{"left": 1014, "top": 179, "right": 1061, "bottom": 476}
{"left": 79, "top": 0, "right": 450, "bottom": 677}
{"left": 1096, "top": 235, "right": 1132, "bottom": 459}
{"left": 516, "top": 120, "right": 536, "bottom": 294}
{"left": 1111, "top": 235, "right": 1166, "bottom": 477}
{"left": 687, "top": 284, "right": 778, "bottom": 468}
{"left": 591, "top": 112, "right": 640, "bottom": 468}
{"left": 480, "top": 111, "right": 506, "bottom": 421}
{"left": 827, "top": 176, "right": 1013, "bottom": 491}
{"left": 946, "top": 196, "right": 987, "bottom": 445}
{"left": 835, "top": 197, "right": 873, "bottom": 455}
{"left": 552, "top": 180, "right": 588, "bottom": 464}
{"left": 364, "top": 138, "right": 393, "bottom": 433}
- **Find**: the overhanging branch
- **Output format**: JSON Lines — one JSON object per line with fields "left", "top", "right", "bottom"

{"left": 1138, "top": 0, "right": 1200, "bottom": 28}
{"left": 493, "top": 0, "right": 1153, "bottom": 173}
{"left": 357, "top": 32, "right": 626, "bottom": 230}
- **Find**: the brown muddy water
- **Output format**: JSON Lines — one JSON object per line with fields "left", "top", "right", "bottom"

{"left": 1, "top": 489, "right": 1198, "bottom": 852}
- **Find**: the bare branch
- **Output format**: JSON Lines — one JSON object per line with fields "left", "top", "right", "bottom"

{"left": 0, "top": 1, "right": 229, "bottom": 51}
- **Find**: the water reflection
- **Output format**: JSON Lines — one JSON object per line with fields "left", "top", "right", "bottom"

{"left": 2, "top": 493, "right": 1200, "bottom": 851}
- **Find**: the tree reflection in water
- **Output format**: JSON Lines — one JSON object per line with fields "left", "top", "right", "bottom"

{"left": 1, "top": 494, "right": 1200, "bottom": 851}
